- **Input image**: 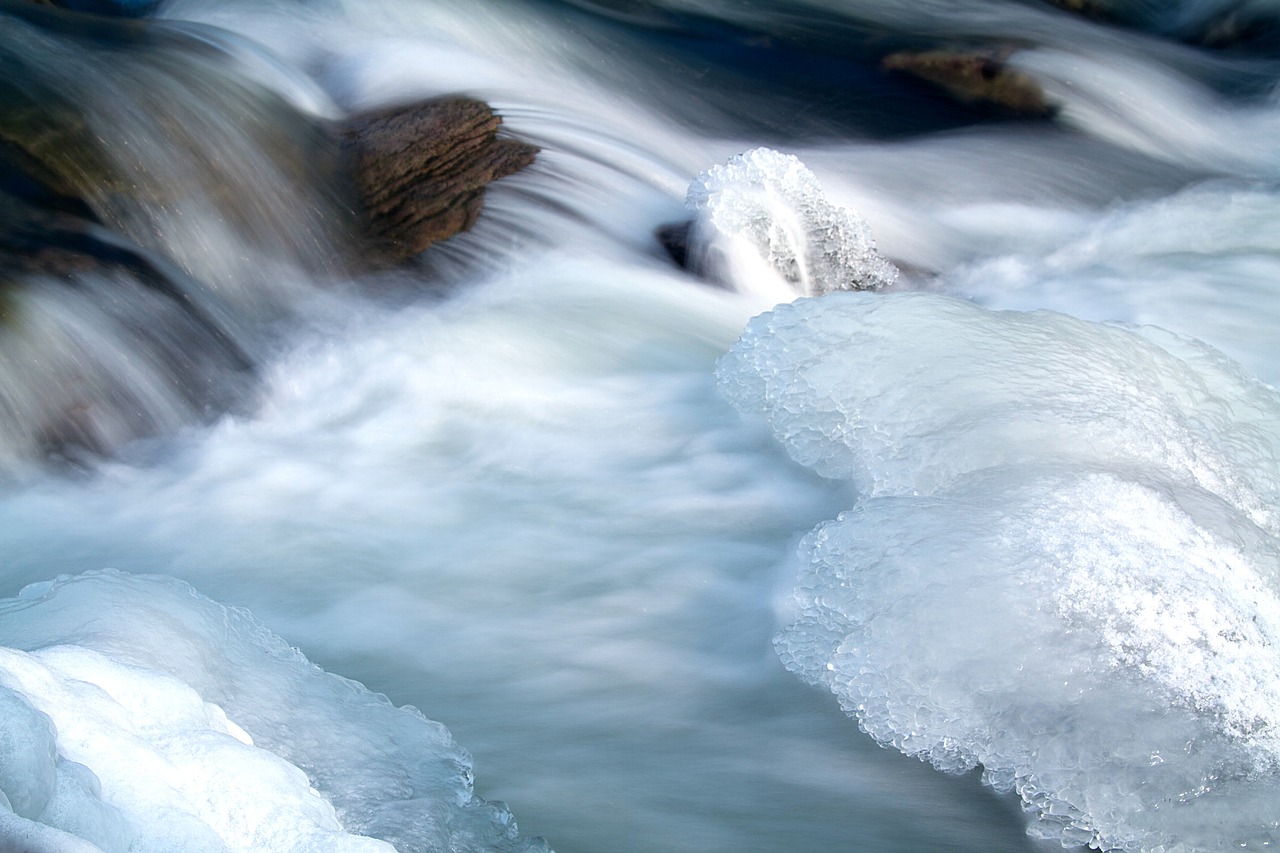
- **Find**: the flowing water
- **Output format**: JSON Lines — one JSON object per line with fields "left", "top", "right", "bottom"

{"left": 3, "top": 0, "right": 1280, "bottom": 851}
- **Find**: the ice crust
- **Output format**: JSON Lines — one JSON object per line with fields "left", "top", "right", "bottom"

{"left": 0, "top": 570, "right": 550, "bottom": 853}
{"left": 718, "top": 291, "right": 1280, "bottom": 852}
{"left": 686, "top": 148, "right": 898, "bottom": 298}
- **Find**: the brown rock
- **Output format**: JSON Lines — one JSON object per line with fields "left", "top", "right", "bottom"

{"left": 883, "top": 49, "right": 1054, "bottom": 116}
{"left": 341, "top": 97, "right": 538, "bottom": 264}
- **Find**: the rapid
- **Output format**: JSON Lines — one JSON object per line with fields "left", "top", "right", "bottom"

{"left": 2, "top": 1, "right": 1280, "bottom": 851}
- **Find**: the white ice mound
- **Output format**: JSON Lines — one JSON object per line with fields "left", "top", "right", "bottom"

{"left": 686, "top": 148, "right": 897, "bottom": 298}
{"left": 0, "top": 569, "right": 550, "bottom": 853}
{"left": 717, "top": 291, "right": 1280, "bottom": 853}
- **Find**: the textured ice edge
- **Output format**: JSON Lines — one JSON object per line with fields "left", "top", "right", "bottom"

{"left": 0, "top": 569, "right": 551, "bottom": 853}
{"left": 686, "top": 147, "right": 898, "bottom": 298}
{"left": 718, "top": 291, "right": 1280, "bottom": 853}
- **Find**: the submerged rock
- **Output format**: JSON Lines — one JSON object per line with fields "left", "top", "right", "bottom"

{"left": 0, "top": 2, "right": 539, "bottom": 274}
{"left": 24, "top": 0, "right": 156, "bottom": 13}
{"left": 1045, "top": 0, "right": 1112, "bottom": 19}
{"left": 1044, "top": 0, "right": 1280, "bottom": 49}
{"left": 341, "top": 97, "right": 539, "bottom": 265}
{"left": 0, "top": 193, "right": 255, "bottom": 472}
{"left": 655, "top": 219, "right": 692, "bottom": 270}
{"left": 882, "top": 49, "right": 1055, "bottom": 116}
{"left": 0, "top": 0, "right": 354, "bottom": 286}
{"left": 0, "top": 4, "right": 325, "bottom": 470}
{"left": 1190, "top": 10, "right": 1280, "bottom": 48}
{"left": 0, "top": 1, "right": 537, "bottom": 472}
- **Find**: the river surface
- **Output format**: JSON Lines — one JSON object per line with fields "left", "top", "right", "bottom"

{"left": 3, "top": 1, "right": 1280, "bottom": 851}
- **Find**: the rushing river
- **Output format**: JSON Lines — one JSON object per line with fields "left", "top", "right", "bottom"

{"left": 3, "top": 1, "right": 1280, "bottom": 851}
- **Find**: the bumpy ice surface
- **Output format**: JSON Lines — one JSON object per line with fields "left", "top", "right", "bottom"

{"left": 686, "top": 148, "right": 898, "bottom": 297}
{"left": 718, "top": 291, "right": 1280, "bottom": 853}
{"left": 0, "top": 569, "right": 549, "bottom": 853}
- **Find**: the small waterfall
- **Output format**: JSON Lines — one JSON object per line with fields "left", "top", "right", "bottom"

{"left": 0, "top": 3, "right": 358, "bottom": 472}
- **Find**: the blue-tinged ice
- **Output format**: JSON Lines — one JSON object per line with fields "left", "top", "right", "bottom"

{"left": 686, "top": 148, "right": 898, "bottom": 300}
{"left": 0, "top": 570, "right": 549, "bottom": 853}
{"left": 718, "top": 291, "right": 1280, "bottom": 853}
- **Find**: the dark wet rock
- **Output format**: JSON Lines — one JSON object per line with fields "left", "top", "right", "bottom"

{"left": 340, "top": 97, "right": 539, "bottom": 264}
{"left": 882, "top": 49, "right": 1055, "bottom": 117}
{"left": 1044, "top": 0, "right": 1280, "bottom": 50}
{"left": 4, "top": 0, "right": 158, "bottom": 45}
{"left": 655, "top": 220, "right": 692, "bottom": 269}
{"left": 0, "top": 192, "right": 256, "bottom": 472}
{"left": 1044, "top": 0, "right": 1112, "bottom": 20}
{"left": 23, "top": 0, "right": 156, "bottom": 16}
{"left": 2, "top": 1, "right": 539, "bottom": 271}
{"left": 0, "top": 195, "right": 242, "bottom": 344}
{"left": 0, "top": 0, "right": 354, "bottom": 286}
{"left": 0, "top": 135, "right": 97, "bottom": 221}
{"left": 0, "top": 1, "right": 538, "bottom": 472}
{"left": 1197, "top": 10, "right": 1280, "bottom": 48}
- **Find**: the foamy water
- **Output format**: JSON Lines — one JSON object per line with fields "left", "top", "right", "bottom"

{"left": 3, "top": 0, "right": 1280, "bottom": 851}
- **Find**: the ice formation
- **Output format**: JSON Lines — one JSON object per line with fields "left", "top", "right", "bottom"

{"left": 686, "top": 148, "right": 898, "bottom": 298}
{"left": 0, "top": 569, "right": 549, "bottom": 853}
{"left": 718, "top": 291, "right": 1280, "bottom": 852}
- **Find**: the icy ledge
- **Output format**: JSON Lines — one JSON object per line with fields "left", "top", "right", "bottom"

{"left": 719, "top": 291, "right": 1280, "bottom": 853}
{"left": 684, "top": 147, "right": 897, "bottom": 300}
{"left": 0, "top": 569, "right": 550, "bottom": 853}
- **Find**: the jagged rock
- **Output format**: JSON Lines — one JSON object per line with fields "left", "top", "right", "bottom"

{"left": 340, "top": 97, "right": 538, "bottom": 264}
{"left": 882, "top": 49, "right": 1054, "bottom": 116}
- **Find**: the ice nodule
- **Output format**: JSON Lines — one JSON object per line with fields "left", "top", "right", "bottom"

{"left": 685, "top": 148, "right": 898, "bottom": 300}
{"left": 0, "top": 569, "right": 550, "bottom": 853}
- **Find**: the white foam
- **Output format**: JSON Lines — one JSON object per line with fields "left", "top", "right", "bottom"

{"left": 946, "top": 181, "right": 1280, "bottom": 387}
{"left": 1009, "top": 47, "right": 1280, "bottom": 176}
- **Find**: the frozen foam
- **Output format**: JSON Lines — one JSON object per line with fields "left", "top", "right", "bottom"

{"left": 686, "top": 148, "right": 898, "bottom": 299}
{"left": 0, "top": 570, "right": 549, "bottom": 853}
{"left": 719, "top": 291, "right": 1280, "bottom": 852}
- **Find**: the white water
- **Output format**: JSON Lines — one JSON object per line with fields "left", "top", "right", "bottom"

{"left": 3, "top": 0, "right": 1280, "bottom": 851}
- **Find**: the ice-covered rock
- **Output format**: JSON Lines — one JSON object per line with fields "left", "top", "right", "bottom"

{"left": 685, "top": 148, "right": 897, "bottom": 299}
{"left": 718, "top": 290, "right": 1280, "bottom": 853}
{"left": 0, "top": 569, "right": 550, "bottom": 853}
